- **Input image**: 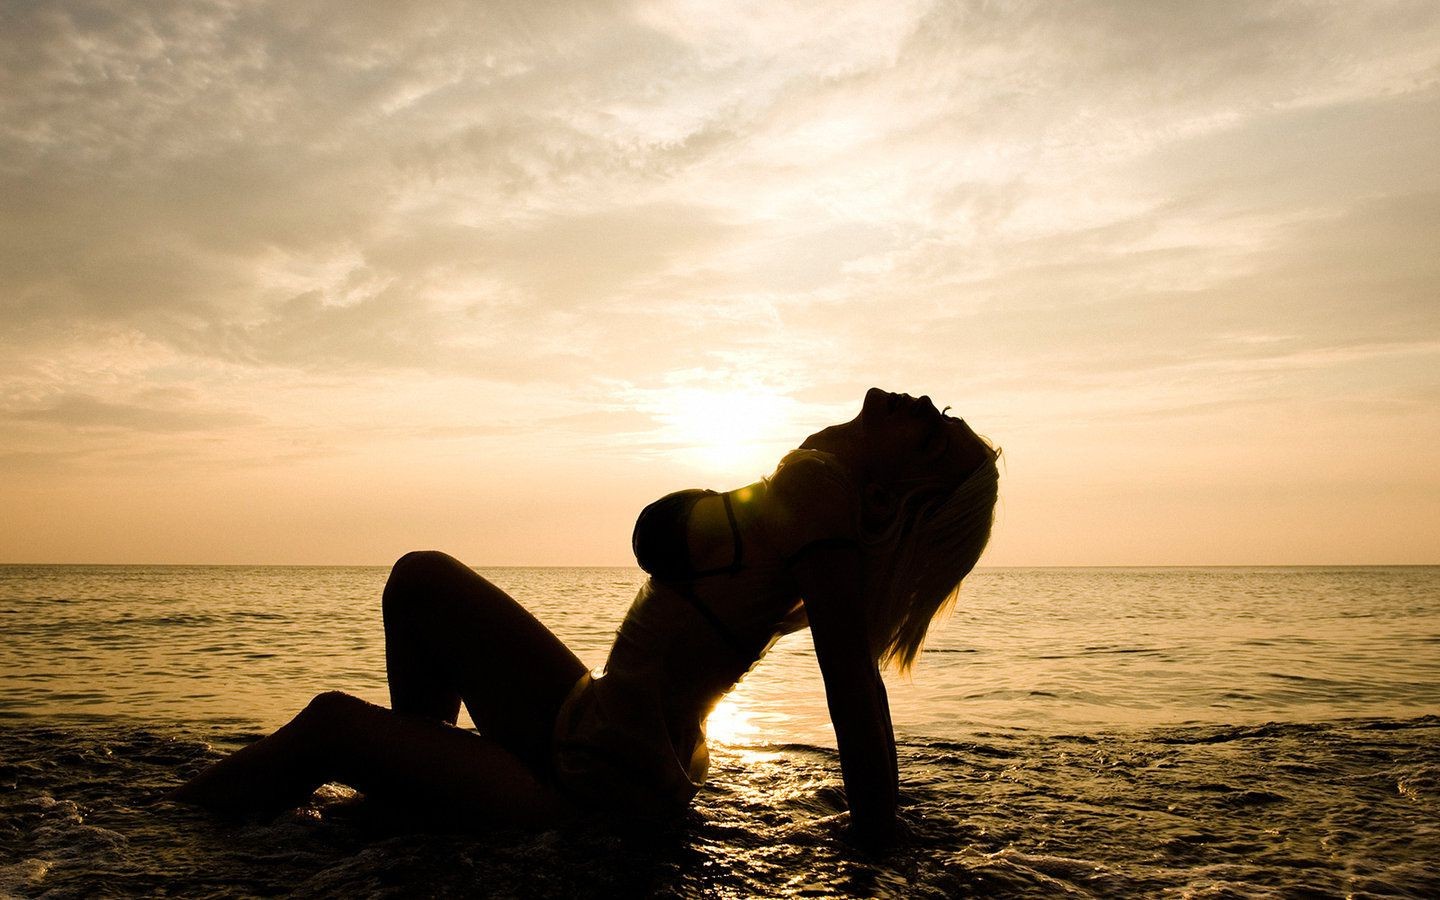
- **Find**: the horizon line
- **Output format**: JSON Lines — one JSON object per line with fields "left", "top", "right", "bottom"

{"left": 2, "top": 561, "right": 1436, "bottom": 570}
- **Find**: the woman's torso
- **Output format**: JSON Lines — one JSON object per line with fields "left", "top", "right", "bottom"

{"left": 552, "top": 450, "right": 859, "bottom": 813}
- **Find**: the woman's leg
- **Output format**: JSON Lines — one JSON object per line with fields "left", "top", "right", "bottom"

{"left": 172, "top": 551, "right": 589, "bottom": 818}
{"left": 381, "top": 550, "right": 588, "bottom": 768}
{"left": 169, "top": 691, "right": 574, "bottom": 825}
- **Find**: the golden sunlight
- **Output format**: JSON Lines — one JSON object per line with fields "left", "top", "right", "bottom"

{"left": 704, "top": 694, "right": 761, "bottom": 746}
{"left": 652, "top": 386, "right": 796, "bottom": 476}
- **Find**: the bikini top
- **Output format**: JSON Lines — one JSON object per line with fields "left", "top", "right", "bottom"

{"left": 627, "top": 451, "right": 860, "bottom": 664}
{"left": 631, "top": 488, "right": 752, "bottom": 658}
{"left": 632, "top": 489, "right": 743, "bottom": 582}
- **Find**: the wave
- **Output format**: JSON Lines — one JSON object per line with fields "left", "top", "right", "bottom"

{"left": 2, "top": 717, "right": 1436, "bottom": 897}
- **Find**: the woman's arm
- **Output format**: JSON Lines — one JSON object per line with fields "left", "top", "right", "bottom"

{"left": 791, "top": 541, "right": 898, "bottom": 846}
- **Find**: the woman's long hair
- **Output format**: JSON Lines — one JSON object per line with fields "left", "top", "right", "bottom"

{"left": 859, "top": 445, "right": 1000, "bottom": 672}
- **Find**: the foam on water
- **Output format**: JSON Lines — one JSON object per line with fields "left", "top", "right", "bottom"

{"left": 2, "top": 718, "right": 1436, "bottom": 897}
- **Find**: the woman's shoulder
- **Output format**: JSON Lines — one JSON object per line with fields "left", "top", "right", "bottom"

{"left": 761, "top": 449, "right": 859, "bottom": 550}
{"left": 769, "top": 448, "right": 852, "bottom": 487}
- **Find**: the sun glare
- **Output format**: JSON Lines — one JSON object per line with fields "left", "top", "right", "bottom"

{"left": 705, "top": 694, "right": 760, "bottom": 746}
{"left": 652, "top": 386, "right": 796, "bottom": 476}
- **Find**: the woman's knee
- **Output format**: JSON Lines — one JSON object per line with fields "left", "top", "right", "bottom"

{"left": 388, "top": 549, "right": 456, "bottom": 582}
{"left": 298, "top": 690, "right": 369, "bottom": 727}
{"left": 382, "top": 550, "right": 456, "bottom": 616}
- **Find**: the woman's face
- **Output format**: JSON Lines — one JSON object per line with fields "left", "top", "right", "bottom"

{"left": 804, "top": 387, "right": 992, "bottom": 486}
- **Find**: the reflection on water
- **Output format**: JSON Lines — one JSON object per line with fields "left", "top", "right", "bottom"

{"left": 704, "top": 693, "right": 762, "bottom": 745}
{"left": 1, "top": 565, "right": 1437, "bottom": 738}
{"left": 1, "top": 566, "right": 1437, "bottom": 897}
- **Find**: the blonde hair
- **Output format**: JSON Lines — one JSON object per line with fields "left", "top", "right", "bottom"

{"left": 859, "top": 445, "right": 1000, "bottom": 672}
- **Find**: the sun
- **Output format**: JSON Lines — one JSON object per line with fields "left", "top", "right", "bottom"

{"left": 652, "top": 386, "right": 796, "bottom": 476}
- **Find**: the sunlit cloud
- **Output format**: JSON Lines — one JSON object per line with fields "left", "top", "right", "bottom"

{"left": 1, "top": 0, "right": 1437, "bottom": 563}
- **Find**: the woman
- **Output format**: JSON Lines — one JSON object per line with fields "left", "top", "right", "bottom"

{"left": 170, "top": 388, "right": 999, "bottom": 845}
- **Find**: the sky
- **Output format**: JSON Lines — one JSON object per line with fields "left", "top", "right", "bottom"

{"left": 2, "top": 0, "right": 1438, "bottom": 566}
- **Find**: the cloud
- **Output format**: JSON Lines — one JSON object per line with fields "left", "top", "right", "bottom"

{"left": 8, "top": 392, "right": 254, "bottom": 432}
{"left": 2, "top": 0, "right": 1438, "bottom": 561}
{"left": 5, "top": 1, "right": 1436, "bottom": 341}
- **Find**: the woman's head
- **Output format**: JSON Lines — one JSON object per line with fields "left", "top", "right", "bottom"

{"left": 804, "top": 388, "right": 992, "bottom": 493}
{"left": 804, "top": 387, "right": 1000, "bottom": 671}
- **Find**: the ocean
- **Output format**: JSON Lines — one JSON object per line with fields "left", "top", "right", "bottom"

{"left": 1, "top": 564, "right": 1436, "bottom": 897}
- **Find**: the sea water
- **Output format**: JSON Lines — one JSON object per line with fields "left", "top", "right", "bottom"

{"left": 1, "top": 565, "right": 1437, "bottom": 897}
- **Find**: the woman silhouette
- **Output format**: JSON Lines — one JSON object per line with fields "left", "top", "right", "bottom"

{"left": 171, "top": 387, "right": 999, "bottom": 844}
